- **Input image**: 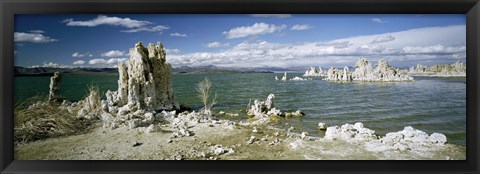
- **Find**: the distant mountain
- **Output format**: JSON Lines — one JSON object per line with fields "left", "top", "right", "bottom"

{"left": 14, "top": 65, "right": 277, "bottom": 76}
{"left": 14, "top": 66, "right": 118, "bottom": 76}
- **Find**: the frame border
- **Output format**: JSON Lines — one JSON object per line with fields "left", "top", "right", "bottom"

{"left": 1, "top": 0, "right": 479, "bottom": 173}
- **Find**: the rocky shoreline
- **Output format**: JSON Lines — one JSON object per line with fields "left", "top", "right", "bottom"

{"left": 14, "top": 119, "right": 465, "bottom": 160}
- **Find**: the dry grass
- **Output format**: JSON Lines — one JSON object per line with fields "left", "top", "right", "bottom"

{"left": 14, "top": 96, "right": 93, "bottom": 144}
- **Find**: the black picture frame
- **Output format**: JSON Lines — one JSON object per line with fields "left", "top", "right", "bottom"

{"left": 1, "top": 0, "right": 479, "bottom": 173}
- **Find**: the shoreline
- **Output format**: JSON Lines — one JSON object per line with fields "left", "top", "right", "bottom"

{"left": 15, "top": 116, "right": 467, "bottom": 160}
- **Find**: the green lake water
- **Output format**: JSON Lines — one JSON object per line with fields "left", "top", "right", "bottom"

{"left": 14, "top": 73, "right": 466, "bottom": 145}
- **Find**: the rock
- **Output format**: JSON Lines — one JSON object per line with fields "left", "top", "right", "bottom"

{"left": 325, "top": 66, "right": 352, "bottom": 82}
{"left": 142, "top": 112, "right": 155, "bottom": 125}
{"left": 246, "top": 136, "right": 257, "bottom": 145}
{"left": 377, "top": 126, "right": 448, "bottom": 150}
{"left": 428, "top": 133, "right": 447, "bottom": 144}
{"left": 77, "top": 108, "right": 88, "bottom": 119}
{"left": 289, "top": 76, "right": 309, "bottom": 81}
{"left": 280, "top": 72, "right": 287, "bottom": 81}
{"left": 408, "top": 60, "right": 466, "bottom": 77}
{"left": 318, "top": 122, "right": 327, "bottom": 130}
{"left": 252, "top": 127, "right": 258, "bottom": 133}
{"left": 287, "top": 126, "right": 294, "bottom": 132}
{"left": 303, "top": 66, "right": 326, "bottom": 77}
{"left": 48, "top": 72, "right": 63, "bottom": 102}
{"left": 105, "top": 41, "right": 177, "bottom": 113}
{"left": 300, "top": 132, "right": 308, "bottom": 139}
{"left": 247, "top": 94, "right": 300, "bottom": 124}
{"left": 323, "top": 123, "right": 376, "bottom": 141}
{"left": 211, "top": 145, "right": 234, "bottom": 155}
{"left": 145, "top": 124, "right": 160, "bottom": 133}
{"left": 285, "top": 110, "right": 305, "bottom": 117}
{"left": 322, "top": 58, "right": 413, "bottom": 82}
{"left": 101, "top": 100, "right": 108, "bottom": 111}
{"left": 128, "top": 119, "right": 142, "bottom": 129}
{"left": 132, "top": 141, "right": 142, "bottom": 147}
{"left": 352, "top": 58, "right": 413, "bottom": 82}
{"left": 100, "top": 112, "right": 117, "bottom": 129}
{"left": 381, "top": 132, "right": 404, "bottom": 146}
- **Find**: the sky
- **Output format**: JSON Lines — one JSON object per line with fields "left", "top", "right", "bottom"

{"left": 14, "top": 14, "right": 466, "bottom": 69}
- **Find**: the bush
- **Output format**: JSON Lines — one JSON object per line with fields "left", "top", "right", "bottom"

{"left": 196, "top": 77, "right": 217, "bottom": 116}
{"left": 14, "top": 96, "right": 93, "bottom": 144}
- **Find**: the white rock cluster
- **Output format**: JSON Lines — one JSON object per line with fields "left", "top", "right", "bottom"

{"left": 323, "top": 122, "right": 448, "bottom": 151}
{"left": 289, "top": 76, "right": 311, "bottom": 81}
{"left": 408, "top": 60, "right": 466, "bottom": 77}
{"left": 275, "top": 72, "right": 288, "bottom": 81}
{"left": 352, "top": 59, "right": 413, "bottom": 82}
{"left": 325, "top": 66, "right": 353, "bottom": 81}
{"left": 380, "top": 126, "right": 447, "bottom": 151}
{"left": 324, "top": 122, "right": 377, "bottom": 141}
{"left": 303, "top": 66, "right": 326, "bottom": 77}
{"left": 246, "top": 94, "right": 304, "bottom": 124}
{"left": 323, "top": 58, "right": 413, "bottom": 82}
{"left": 48, "top": 72, "right": 63, "bottom": 102}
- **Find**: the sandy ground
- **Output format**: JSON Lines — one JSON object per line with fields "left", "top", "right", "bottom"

{"left": 15, "top": 121, "right": 303, "bottom": 160}
{"left": 14, "top": 120, "right": 466, "bottom": 160}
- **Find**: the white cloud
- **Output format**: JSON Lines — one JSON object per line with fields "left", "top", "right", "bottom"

{"left": 72, "top": 52, "right": 93, "bottom": 58}
{"left": 88, "top": 58, "right": 128, "bottom": 67}
{"left": 250, "top": 14, "right": 292, "bottom": 18}
{"left": 371, "top": 35, "right": 395, "bottom": 44}
{"left": 291, "top": 24, "right": 312, "bottom": 31}
{"left": 170, "top": 33, "right": 188, "bottom": 37}
{"left": 14, "top": 32, "right": 58, "bottom": 43}
{"left": 121, "top": 25, "right": 169, "bottom": 33}
{"left": 63, "top": 15, "right": 169, "bottom": 33}
{"left": 89, "top": 59, "right": 107, "bottom": 65}
{"left": 206, "top": 42, "right": 229, "bottom": 48}
{"left": 30, "top": 62, "right": 72, "bottom": 68}
{"left": 101, "top": 50, "right": 126, "bottom": 57}
{"left": 223, "top": 23, "right": 287, "bottom": 39}
{"left": 372, "top": 18, "right": 385, "bottom": 23}
{"left": 168, "top": 25, "right": 465, "bottom": 68}
{"left": 73, "top": 60, "right": 85, "bottom": 65}
{"left": 165, "top": 49, "right": 181, "bottom": 54}
{"left": 29, "top": 30, "right": 45, "bottom": 34}
{"left": 63, "top": 15, "right": 151, "bottom": 28}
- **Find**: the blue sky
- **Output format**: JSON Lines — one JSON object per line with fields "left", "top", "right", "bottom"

{"left": 14, "top": 14, "right": 465, "bottom": 68}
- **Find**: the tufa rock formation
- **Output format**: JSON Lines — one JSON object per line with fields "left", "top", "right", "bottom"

{"left": 408, "top": 60, "right": 466, "bottom": 77}
{"left": 303, "top": 66, "right": 326, "bottom": 77}
{"left": 246, "top": 94, "right": 304, "bottom": 125}
{"left": 323, "top": 58, "right": 413, "bottom": 82}
{"left": 352, "top": 59, "right": 413, "bottom": 81}
{"left": 323, "top": 122, "right": 448, "bottom": 151}
{"left": 48, "top": 72, "right": 63, "bottom": 102}
{"left": 325, "top": 66, "right": 353, "bottom": 81}
{"left": 275, "top": 72, "right": 288, "bottom": 81}
{"left": 105, "top": 41, "right": 177, "bottom": 113}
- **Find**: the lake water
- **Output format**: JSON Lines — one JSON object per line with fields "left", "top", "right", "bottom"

{"left": 14, "top": 73, "right": 466, "bottom": 145}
